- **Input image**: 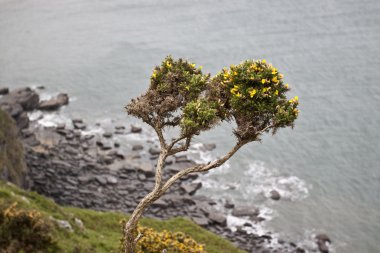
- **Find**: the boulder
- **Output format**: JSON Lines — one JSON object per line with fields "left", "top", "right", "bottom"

{"left": 316, "top": 234, "right": 331, "bottom": 244}
{"left": 132, "top": 144, "right": 143, "bottom": 151}
{"left": 208, "top": 211, "right": 227, "bottom": 226}
{"left": 103, "top": 132, "right": 112, "bottom": 138}
{"left": 0, "top": 87, "right": 9, "bottom": 95}
{"left": 232, "top": 206, "right": 260, "bottom": 217}
{"left": 181, "top": 182, "right": 202, "bottom": 195}
{"left": 270, "top": 190, "right": 281, "bottom": 200}
{"left": 192, "top": 217, "right": 209, "bottom": 226}
{"left": 0, "top": 103, "right": 23, "bottom": 117}
{"left": 38, "top": 93, "right": 69, "bottom": 110}
{"left": 0, "top": 87, "right": 39, "bottom": 111}
{"left": 131, "top": 125, "right": 142, "bottom": 133}
{"left": 148, "top": 147, "right": 160, "bottom": 155}
{"left": 137, "top": 162, "right": 155, "bottom": 177}
{"left": 15, "top": 112, "right": 29, "bottom": 130}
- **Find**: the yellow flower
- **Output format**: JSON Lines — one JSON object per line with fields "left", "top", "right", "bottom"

{"left": 275, "top": 90, "right": 279, "bottom": 95}
{"left": 272, "top": 76, "right": 278, "bottom": 83}
{"left": 261, "top": 79, "right": 267, "bottom": 84}
{"left": 262, "top": 59, "right": 266, "bottom": 64}
{"left": 185, "top": 86, "right": 190, "bottom": 91}
{"left": 285, "top": 83, "right": 289, "bottom": 89}
{"left": 249, "top": 89, "right": 257, "bottom": 98}
{"left": 262, "top": 87, "right": 268, "bottom": 93}
{"left": 199, "top": 65, "right": 203, "bottom": 70}
{"left": 230, "top": 85, "right": 239, "bottom": 94}
{"left": 279, "top": 73, "right": 284, "bottom": 79}
{"left": 166, "top": 61, "right": 172, "bottom": 68}
{"left": 191, "top": 63, "right": 196, "bottom": 68}
{"left": 152, "top": 70, "right": 157, "bottom": 78}
{"left": 233, "top": 71, "right": 238, "bottom": 76}
{"left": 236, "top": 92, "right": 242, "bottom": 97}
{"left": 271, "top": 68, "right": 277, "bottom": 75}
{"left": 294, "top": 95, "right": 299, "bottom": 101}
{"left": 293, "top": 108, "right": 300, "bottom": 114}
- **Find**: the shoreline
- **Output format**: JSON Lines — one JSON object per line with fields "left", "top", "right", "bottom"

{"left": 0, "top": 86, "right": 330, "bottom": 253}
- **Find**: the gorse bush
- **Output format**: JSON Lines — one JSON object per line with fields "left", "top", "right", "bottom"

{"left": 0, "top": 202, "right": 58, "bottom": 253}
{"left": 120, "top": 220, "right": 205, "bottom": 253}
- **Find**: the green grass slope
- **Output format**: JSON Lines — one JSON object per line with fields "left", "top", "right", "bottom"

{"left": 0, "top": 181, "right": 246, "bottom": 253}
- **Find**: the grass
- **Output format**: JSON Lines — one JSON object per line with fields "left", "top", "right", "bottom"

{"left": 0, "top": 181, "right": 246, "bottom": 253}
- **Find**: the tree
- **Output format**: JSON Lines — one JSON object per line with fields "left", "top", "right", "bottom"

{"left": 123, "top": 56, "right": 299, "bottom": 253}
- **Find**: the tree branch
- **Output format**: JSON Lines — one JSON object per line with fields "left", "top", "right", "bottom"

{"left": 167, "top": 136, "right": 191, "bottom": 156}
{"left": 159, "top": 140, "right": 248, "bottom": 195}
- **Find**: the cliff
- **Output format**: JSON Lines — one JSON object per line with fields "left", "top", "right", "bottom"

{"left": 0, "top": 109, "right": 27, "bottom": 187}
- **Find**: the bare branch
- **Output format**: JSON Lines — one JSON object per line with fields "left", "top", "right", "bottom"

{"left": 160, "top": 140, "right": 247, "bottom": 195}
{"left": 167, "top": 136, "right": 191, "bottom": 156}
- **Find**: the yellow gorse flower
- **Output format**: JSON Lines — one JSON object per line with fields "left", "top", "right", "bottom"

{"left": 230, "top": 85, "right": 239, "bottom": 94}
{"left": 249, "top": 89, "right": 257, "bottom": 98}
{"left": 166, "top": 61, "right": 172, "bottom": 68}
{"left": 275, "top": 90, "right": 279, "bottom": 95}
{"left": 289, "top": 96, "right": 299, "bottom": 103}
{"left": 272, "top": 76, "right": 278, "bottom": 83}
{"left": 271, "top": 68, "right": 277, "bottom": 75}
{"left": 285, "top": 83, "right": 289, "bottom": 89}
{"left": 261, "top": 79, "right": 267, "bottom": 84}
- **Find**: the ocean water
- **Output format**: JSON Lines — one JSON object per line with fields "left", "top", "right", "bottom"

{"left": 1, "top": 0, "right": 379, "bottom": 252}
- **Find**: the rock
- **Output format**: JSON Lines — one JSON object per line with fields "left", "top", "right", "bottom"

{"left": 23, "top": 135, "right": 40, "bottom": 147}
{"left": 131, "top": 125, "right": 142, "bottom": 133}
{"left": 74, "top": 218, "right": 84, "bottom": 230}
{"left": 137, "top": 163, "right": 155, "bottom": 177}
{"left": 175, "top": 155, "right": 190, "bottom": 163}
{"left": 148, "top": 147, "right": 160, "bottom": 155}
{"left": 103, "top": 132, "right": 112, "bottom": 138}
{"left": 96, "top": 140, "right": 112, "bottom": 150}
{"left": 56, "top": 123, "right": 66, "bottom": 129}
{"left": 16, "top": 112, "right": 29, "bottom": 130}
{"left": 94, "top": 176, "right": 107, "bottom": 185}
{"left": 232, "top": 207, "right": 260, "bottom": 217}
{"left": 106, "top": 176, "right": 118, "bottom": 185}
{"left": 0, "top": 87, "right": 39, "bottom": 111}
{"left": 38, "top": 93, "right": 69, "bottom": 110}
{"left": 0, "top": 87, "right": 9, "bottom": 95}
{"left": 224, "top": 200, "right": 235, "bottom": 209}
{"left": 73, "top": 122, "right": 86, "bottom": 130}
{"left": 208, "top": 211, "right": 227, "bottom": 226}
{"left": 0, "top": 103, "right": 23, "bottom": 117}
{"left": 181, "top": 182, "right": 202, "bottom": 195}
{"left": 55, "top": 219, "right": 73, "bottom": 232}
{"left": 316, "top": 234, "right": 331, "bottom": 244}
{"left": 132, "top": 144, "right": 143, "bottom": 151}
{"left": 192, "top": 217, "right": 209, "bottom": 226}
{"left": 151, "top": 199, "right": 169, "bottom": 208}
{"left": 72, "top": 118, "right": 83, "bottom": 124}
{"left": 317, "top": 241, "right": 329, "bottom": 253}
{"left": 115, "top": 125, "right": 125, "bottom": 130}
{"left": 270, "top": 190, "right": 281, "bottom": 200}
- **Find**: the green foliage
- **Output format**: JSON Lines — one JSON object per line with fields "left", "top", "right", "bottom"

{"left": 0, "top": 109, "right": 27, "bottom": 186}
{"left": 210, "top": 59, "right": 299, "bottom": 140}
{"left": 181, "top": 99, "right": 218, "bottom": 135}
{"left": 0, "top": 181, "right": 246, "bottom": 253}
{"left": 127, "top": 57, "right": 299, "bottom": 141}
{"left": 0, "top": 202, "right": 58, "bottom": 253}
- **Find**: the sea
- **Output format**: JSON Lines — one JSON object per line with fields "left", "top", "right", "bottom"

{"left": 0, "top": 0, "right": 379, "bottom": 252}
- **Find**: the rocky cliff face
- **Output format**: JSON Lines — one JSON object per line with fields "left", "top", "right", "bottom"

{"left": 0, "top": 109, "right": 27, "bottom": 187}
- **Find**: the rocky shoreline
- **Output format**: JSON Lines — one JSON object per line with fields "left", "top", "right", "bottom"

{"left": 0, "top": 87, "right": 331, "bottom": 253}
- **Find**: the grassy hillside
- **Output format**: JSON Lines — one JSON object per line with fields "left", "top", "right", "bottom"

{"left": 0, "top": 180, "right": 246, "bottom": 253}
{"left": 0, "top": 109, "right": 26, "bottom": 186}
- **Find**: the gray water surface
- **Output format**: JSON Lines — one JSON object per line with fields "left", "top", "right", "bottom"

{"left": 1, "top": 0, "right": 379, "bottom": 252}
